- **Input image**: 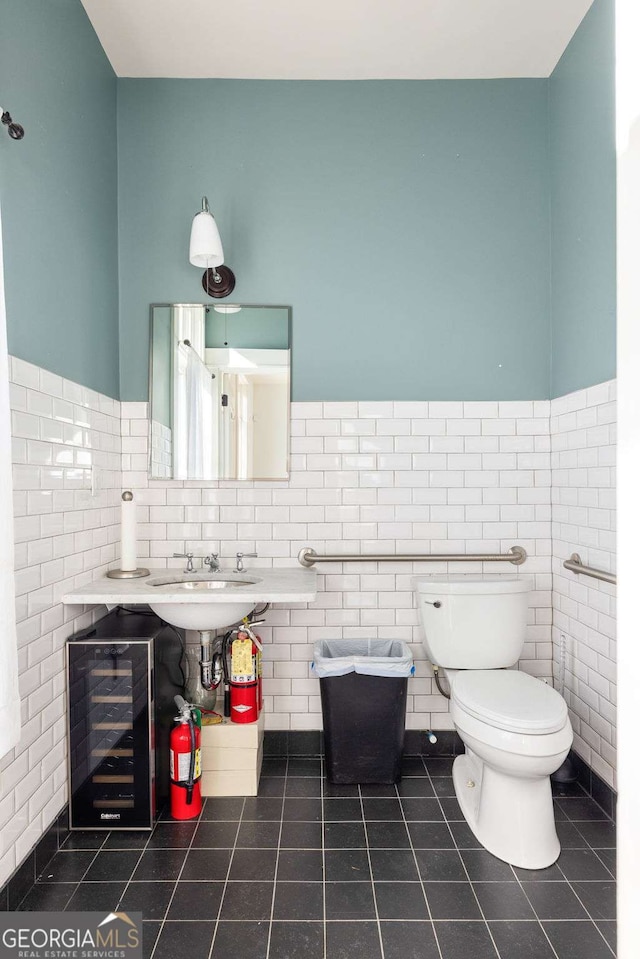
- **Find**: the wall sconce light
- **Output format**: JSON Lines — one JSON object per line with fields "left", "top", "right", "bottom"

{"left": 189, "top": 196, "right": 236, "bottom": 298}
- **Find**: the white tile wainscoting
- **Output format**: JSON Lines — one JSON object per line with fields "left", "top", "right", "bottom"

{"left": 121, "top": 398, "right": 555, "bottom": 735}
{"left": 1, "top": 357, "right": 121, "bottom": 887}
{"left": 4, "top": 356, "right": 617, "bottom": 888}
{"left": 123, "top": 390, "right": 617, "bottom": 782}
{"left": 150, "top": 418, "right": 172, "bottom": 478}
{"left": 551, "top": 380, "right": 617, "bottom": 789}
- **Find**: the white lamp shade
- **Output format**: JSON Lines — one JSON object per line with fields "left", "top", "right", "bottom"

{"left": 189, "top": 210, "right": 224, "bottom": 268}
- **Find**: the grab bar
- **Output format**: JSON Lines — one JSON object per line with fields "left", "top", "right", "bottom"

{"left": 562, "top": 553, "right": 616, "bottom": 586}
{"left": 298, "top": 546, "right": 527, "bottom": 568}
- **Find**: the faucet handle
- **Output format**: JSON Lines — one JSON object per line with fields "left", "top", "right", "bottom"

{"left": 236, "top": 551, "right": 258, "bottom": 572}
{"left": 173, "top": 551, "right": 195, "bottom": 573}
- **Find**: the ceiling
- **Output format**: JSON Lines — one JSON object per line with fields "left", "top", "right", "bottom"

{"left": 80, "top": 0, "right": 595, "bottom": 80}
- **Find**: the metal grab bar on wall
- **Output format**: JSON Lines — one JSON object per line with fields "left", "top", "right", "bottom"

{"left": 298, "top": 546, "right": 527, "bottom": 567}
{"left": 562, "top": 553, "right": 617, "bottom": 586}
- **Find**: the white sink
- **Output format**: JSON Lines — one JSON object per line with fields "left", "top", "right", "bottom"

{"left": 147, "top": 573, "right": 261, "bottom": 630}
{"left": 61, "top": 566, "right": 318, "bottom": 630}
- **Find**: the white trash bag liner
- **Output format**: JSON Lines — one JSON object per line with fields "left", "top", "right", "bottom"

{"left": 312, "top": 639, "right": 414, "bottom": 678}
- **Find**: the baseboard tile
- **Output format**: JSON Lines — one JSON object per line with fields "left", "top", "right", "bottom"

{"left": 0, "top": 807, "right": 68, "bottom": 911}
{"left": 570, "top": 749, "right": 617, "bottom": 820}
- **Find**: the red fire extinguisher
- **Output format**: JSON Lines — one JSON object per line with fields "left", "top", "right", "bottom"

{"left": 229, "top": 623, "right": 263, "bottom": 724}
{"left": 251, "top": 622, "right": 264, "bottom": 712}
{"left": 169, "top": 696, "right": 202, "bottom": 820}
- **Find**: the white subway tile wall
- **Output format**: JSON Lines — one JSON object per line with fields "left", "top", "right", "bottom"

{"left": 2, "top": 358, "right": 121, "bottom": 888}
{"left": 121, "top": 399, "right": 554, "bottom": 734}
{"left": 4, "top": 362, "right": 617, "bottom": 890}
{"left": 551, "top": 380, "right": 617, "bottom": 789}
{"left": 149, "top": 419, "right": 172, "bottom": 478}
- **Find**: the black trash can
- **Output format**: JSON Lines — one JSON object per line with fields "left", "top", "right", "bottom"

{"left": 313, "top": 639, "right": 414, "bottom": 784}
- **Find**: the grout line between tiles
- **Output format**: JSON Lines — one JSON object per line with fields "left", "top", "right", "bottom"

{"left": 558, "top": 800, "right": 617, "bottom": 956}
{"left": 111, "top": 828, "right": 154, "bottom": 910}
{"left": 507, "top": 857, "right": 562, "bottom": 959}
{"left": 25, "top": 835, "right": 110, "bottom": 912}
{"left": 425, "top": 759, "right": 501, "bottom": 959}
{"left": 590, "top": 848, "right": 616, "bottom": 880}
{"left": 394, "top": 761, "right": 445, "bottom": 959}
{"left": 558, "top": 879, "right": 617, "bottom": 957}
{"left": 144, "top": 798, "right": 208, "bottom": 959}
{"left": 357, "top": 782, "right": 386, "bottom": 959}
{"left": 321, "top": 762, "right": 327, "bottom": 959}
{"left": 205, "top": 797, "right": 248, "bottom": 959}
{"left": 20, "top": 848, "right": 76, "bottom": 910}
{"left": 263, "top": 760, "right": 288, "bottom": 959}
{"left": 511, "top": 795, "right": 614, "bottom": 957}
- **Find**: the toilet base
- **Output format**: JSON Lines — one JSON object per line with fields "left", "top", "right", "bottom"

{"left": 452, "top": 751, "right": 561, "bottom": 870}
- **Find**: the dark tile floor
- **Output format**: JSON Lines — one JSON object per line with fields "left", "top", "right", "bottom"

{"left": 19, "top": 756, "right": 616, "bottom": 959}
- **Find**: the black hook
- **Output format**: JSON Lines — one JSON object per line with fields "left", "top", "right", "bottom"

{"left": 1, "top": 111, "right": 24, "bottom": 140}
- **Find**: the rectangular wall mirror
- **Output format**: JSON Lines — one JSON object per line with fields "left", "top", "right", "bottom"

{"left": 149, "top": 304, "right": 291, "bottom": 481}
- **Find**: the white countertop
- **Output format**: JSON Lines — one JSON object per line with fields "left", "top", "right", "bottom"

{"left": 61, "top": 566, "right": 317, "bottom": 607}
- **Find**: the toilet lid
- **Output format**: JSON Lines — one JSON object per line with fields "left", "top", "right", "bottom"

{"left": 451, "top": 670, "right": 568, "bottom": 735}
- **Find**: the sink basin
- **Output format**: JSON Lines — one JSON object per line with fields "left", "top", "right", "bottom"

{"left": 148, "top": 574, "right": 258, "bottom": 590}
{"left": 178, "top": 580, "right": 253, "bottom": 591}
{"left": 147, "top": 573, "right": 261, "bottom": 630}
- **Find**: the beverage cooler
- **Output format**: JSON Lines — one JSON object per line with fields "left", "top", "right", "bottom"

{"left": 66, "top": 609, "right": 183, "bottom": 830}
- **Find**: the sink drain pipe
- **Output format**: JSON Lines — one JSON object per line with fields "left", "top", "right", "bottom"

{"left": 199, "top": 630, "right": 224, "bottom": 691}
{"left": 199, "top": 611, "right": 270, "bottom": 700}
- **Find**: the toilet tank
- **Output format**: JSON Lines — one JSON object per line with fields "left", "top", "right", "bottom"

{"left": 415, "top": 576, "right": 531, "bottom": 669}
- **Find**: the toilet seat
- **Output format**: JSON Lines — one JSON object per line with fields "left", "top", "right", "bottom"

{"left": 451, "top": 669, "right": 568, "bottom": 735}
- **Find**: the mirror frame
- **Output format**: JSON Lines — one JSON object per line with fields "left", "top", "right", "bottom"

{"left": 148, "top": 303, "right": 293, "bottom": 482}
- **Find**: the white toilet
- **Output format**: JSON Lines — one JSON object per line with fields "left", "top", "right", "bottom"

{"left": 416, "top": 576, "right": 573, "bottom": 870}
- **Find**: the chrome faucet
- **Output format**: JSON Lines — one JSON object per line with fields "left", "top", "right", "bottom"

{"left": 204, "top": 553, "right": 220, "bottom": 572}
{"left": 173, "top": 552, "right": 195, "bottom": 573}
{"left": 236, "top": 551, "right": 257, "bottom": 572}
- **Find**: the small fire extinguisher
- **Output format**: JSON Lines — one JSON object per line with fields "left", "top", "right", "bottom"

{"left": 169, "top": 695, "right": 202, "bottom": 820}
{"left": 228, "top": 621, "right": 263, "bottom": 724}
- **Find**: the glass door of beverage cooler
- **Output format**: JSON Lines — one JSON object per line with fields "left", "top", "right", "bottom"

{"left": 67, "top": 640, "right": 153, "bottom": 829}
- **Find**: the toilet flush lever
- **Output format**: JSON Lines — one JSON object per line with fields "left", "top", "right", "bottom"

{"left": 424, "top": 600, "right": 442, "bottom": 608}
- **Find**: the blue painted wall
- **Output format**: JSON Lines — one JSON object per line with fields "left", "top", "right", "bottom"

{"left": 1, "top": 2, "right": 614, "bottom": 402}
{"left": 0, "top": 0, "right": 119, "bottom": 398}
{"left": 205, "top": 307, "right": 290, "bottom": 350}
{"left": 549, "top": 0, "right": 616, "bottom": 397}
{"left": 118, "top": 80, "right": 550, "bottom": 401}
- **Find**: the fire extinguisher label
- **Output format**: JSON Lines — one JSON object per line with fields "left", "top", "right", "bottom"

{"left": 231, "top": 637, "right": 255, "bottom": 682}
{"left": 170, "top": 748, "right": 202, "bottom": 782}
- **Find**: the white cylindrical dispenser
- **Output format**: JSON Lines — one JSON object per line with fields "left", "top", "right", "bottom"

{"left": 107, "top": 490, "right": 150, "bottom": 579}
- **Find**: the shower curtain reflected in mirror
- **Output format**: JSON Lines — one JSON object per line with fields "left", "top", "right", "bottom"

{"left": 173, "top": 339, "right": 216, "bottom": 481}
{"left": 172, "top": 304, "right": 216, "bottom": 481}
